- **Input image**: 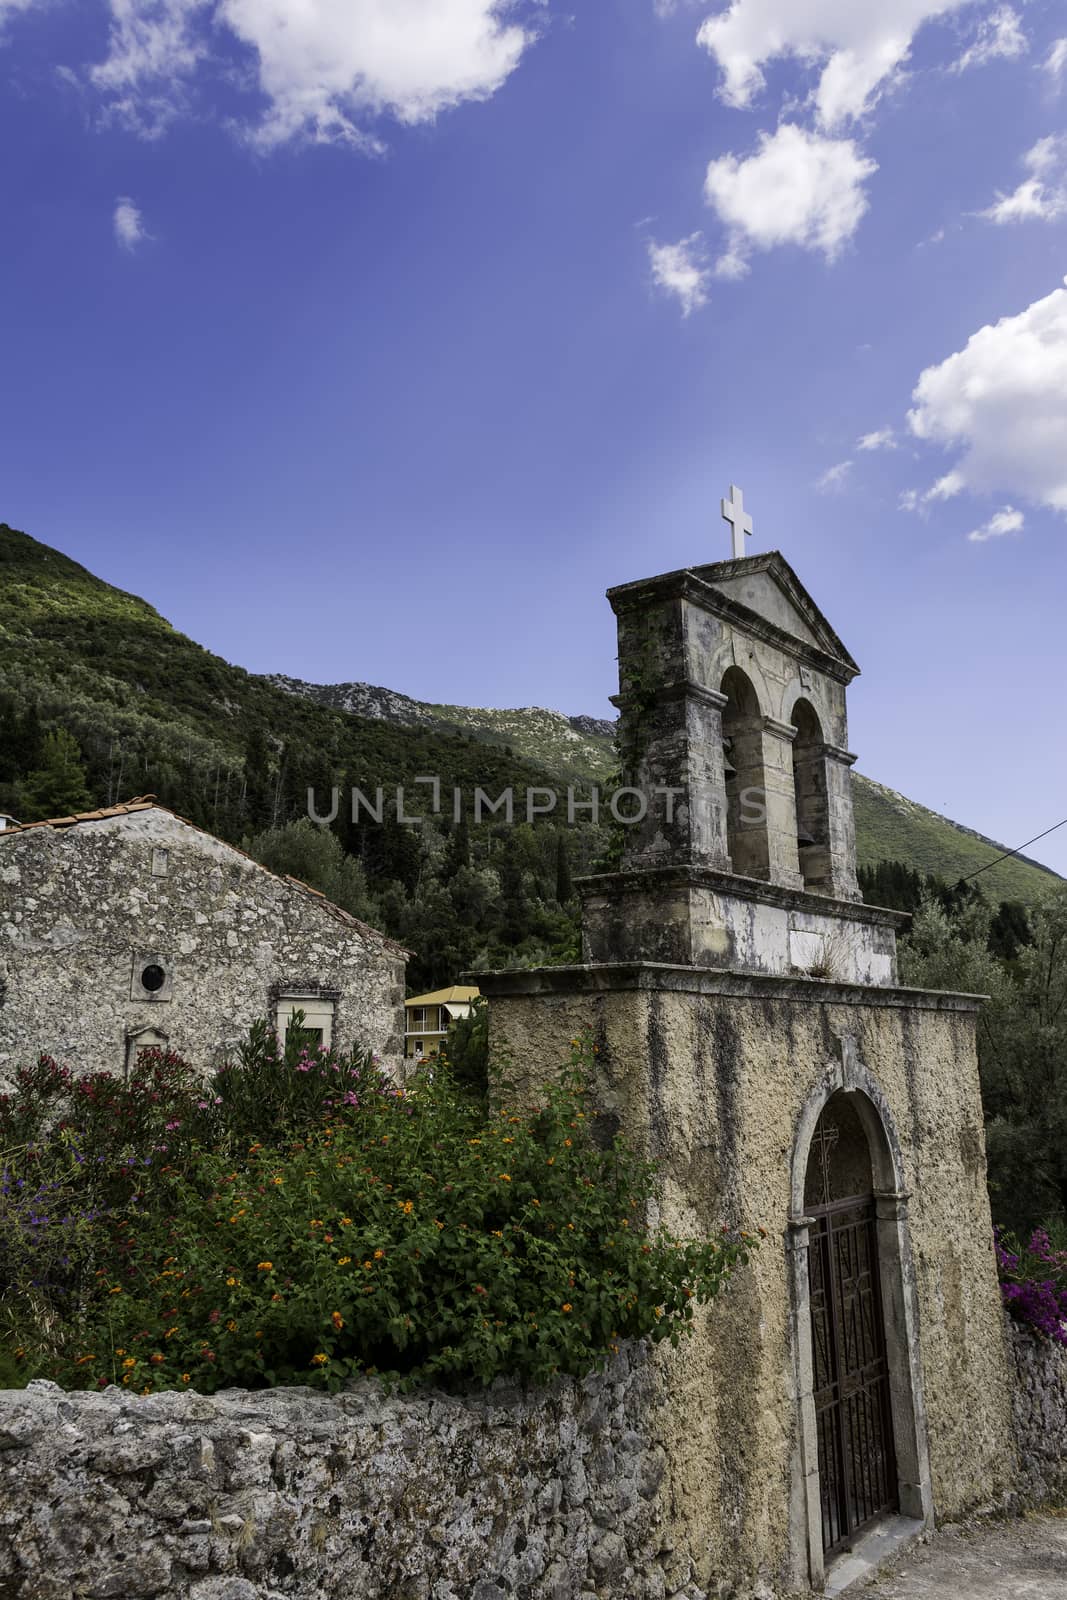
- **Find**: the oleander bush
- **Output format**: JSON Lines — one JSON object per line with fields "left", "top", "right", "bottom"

{"left": 996, "top": 1226, "right": 1067, "bottom": 1344}
{"left": 0, "top": 1029, "right": 755, "bottom": 1394}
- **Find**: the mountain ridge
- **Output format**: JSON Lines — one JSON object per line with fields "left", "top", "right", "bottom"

{"left": 265, "top": 670, "right": 1061, "bottom": 905}
{"left": 1, "top": 521, "right": 1060, "bottom": 908}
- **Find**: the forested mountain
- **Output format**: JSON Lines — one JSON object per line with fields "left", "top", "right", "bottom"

{"left": 0, "top": 522, "right": 1060, "bottom": 995}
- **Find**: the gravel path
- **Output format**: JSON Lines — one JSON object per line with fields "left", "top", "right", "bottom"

{"left": 858, "top": 1513, "right": 1067, "bottom": 1599}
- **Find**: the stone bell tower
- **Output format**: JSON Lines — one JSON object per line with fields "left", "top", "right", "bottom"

{"left": 582, "top": 549, "right": 901, "bottom": 984}
{"left": 473, "top": 495, "right": 1015, "bottom": 1597}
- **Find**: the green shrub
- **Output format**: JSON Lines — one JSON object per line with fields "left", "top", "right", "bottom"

{"left": 2, "top": 1032, "right": 755, "bottom": 1395}
{"left": 441, "top": 997, "right": 489, "bottom": 1099}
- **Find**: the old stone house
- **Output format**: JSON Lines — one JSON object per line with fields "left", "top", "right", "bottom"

{"left": 0, "top": 798, "right": 407, "bottom": 1080}
{"left": 477, "top": 543, "right": 1016, "bottom": 1595}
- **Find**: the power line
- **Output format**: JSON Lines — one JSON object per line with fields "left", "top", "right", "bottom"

{"left": 957, "top": 815, "right": 1067, "bottom": 886}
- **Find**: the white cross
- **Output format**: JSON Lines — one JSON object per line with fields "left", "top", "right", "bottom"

{"left": 720, "top": 483, "right": 753, "bottom": 559}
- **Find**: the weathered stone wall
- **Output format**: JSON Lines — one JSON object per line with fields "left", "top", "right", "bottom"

{"left": 0, "top": 808, "right": 407, "bottom": 1082}
{"left": 1009, "top": 1319, "right": 1067, "bottom": 1506}
{"left": 0, "top": 1348, "right": 709, "bottom": 1600}
{"left": 580, "top": 869, "right": 900, "bottom": 983}
{"left": 477, "top": 965, "right": 1018, "bottom": 1595}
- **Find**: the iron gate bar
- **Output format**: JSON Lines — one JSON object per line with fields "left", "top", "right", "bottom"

{"left": 809, "top": 1193, "right": 898, "bottom": 1558}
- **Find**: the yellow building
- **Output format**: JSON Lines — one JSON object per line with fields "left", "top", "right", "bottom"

{"left": 403, "top": 984, "right": 480, "bottom": 1060}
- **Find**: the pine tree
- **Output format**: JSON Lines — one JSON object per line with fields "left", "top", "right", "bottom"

{"left": 19, "top": 729, "right": 93, "bottom": 820}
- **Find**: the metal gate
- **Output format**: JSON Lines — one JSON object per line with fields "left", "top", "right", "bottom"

{"left": 809, "top": 1196, "right": 898, "bottom": 1556}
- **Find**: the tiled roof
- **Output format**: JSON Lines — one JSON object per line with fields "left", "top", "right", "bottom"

{"left": 1, "top": 796, "right": 410, "bottom": 957}
{"left": 5, "top": 797, "right": 159, "bottom": 832}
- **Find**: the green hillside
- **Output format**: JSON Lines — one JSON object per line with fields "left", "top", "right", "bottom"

{"left": 851, "top": 773, "right": 1058, "bottom": 906}
{"left": 0, "top": 522, "right": 568, "bottom": 823}
{"left": 264, "top": 673, "right": 617, "bottom": 782}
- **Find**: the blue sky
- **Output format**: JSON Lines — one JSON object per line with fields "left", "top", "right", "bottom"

{"left": 2, "top": 0, "right": 1067, "bottom": 871}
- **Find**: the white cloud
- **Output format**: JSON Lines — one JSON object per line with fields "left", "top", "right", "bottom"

{"left": 86, "top": 0, "right": 534, "bottom": 147}
{"left": 951, "top": 5, "right": 1026, "bottom": 71}
{"left": 898, "top": 469, "right": 964, "bottom": 511}
{"left": 907, "top": 279, "right": 1067, "bottom": 514}
{"left": 113, "top": 195, "right": 149, "bottom": 249}
{"left": 857, "top": 426, "right": 896, "bottom": 450}
{"left": 90, "top": 0, "right": 210, "bottom": 136}
{"left": 966, "top": 505, "right": 1024, "bottom": 542}
{"left": 815, "top": 460, "right": 852, "bottom": 491}
{"left": 648, "top": 233, "right": 711, "bottom": 315}
{"left": 1044, "top": 38, "right": 1067, "bottom": 79}
{"left": 980, "top": 134, "right": 1067, "bottom": 223}
{"left": 703, "top": 124, "right": 876, "bottom": 276}
{"left": 696, "top": 0, "right": 979, "bottom": 130}
{"left": 219, "top": 0, "right": 532, "bottom": 147}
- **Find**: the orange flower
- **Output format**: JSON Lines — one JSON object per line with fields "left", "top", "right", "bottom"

{"left": 150, "top": 1354, "right": 164, "bottom": 1366}
{"left": 257, "top": 1261, "right": 273, "bottom": 1272}
{"left": 181, "top": 1374, "right": 190, "bottom": 1383}
{"left": 373, "top": 1248, "right": 385, "bottom": 1260}
{"left": 331, "top": 1312, "right": 344, "bottom": 1331}
{"left": 337, "top": 1256, "right": 352, "bottom": 1266}
{"left": 497, "top": 1173, "right": 511, "bottom": 1183}
{"left": 122, "top": 1357, "right": 136, "bottom": 1369}
{"left": 562, "top": 1304, "right": 572, "bottom": 1314}
{"left": 311, "top": 1353, "right": 329, "bottom": 1366}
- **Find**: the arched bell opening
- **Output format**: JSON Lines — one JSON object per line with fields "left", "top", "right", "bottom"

{"left": 791, "top": 698, "right": 831, "bottom": 894}
{"left": 720, "top": 665, "right": 770, "bottom": 880}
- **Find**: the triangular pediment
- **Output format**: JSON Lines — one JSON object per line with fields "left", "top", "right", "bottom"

{"left": 689, "top": 552, "right": 858, "bottom": 674}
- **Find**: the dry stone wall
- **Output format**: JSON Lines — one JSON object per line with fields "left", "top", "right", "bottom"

{"left": 0, "top": 1348, "right": 707, "bottom": 1600}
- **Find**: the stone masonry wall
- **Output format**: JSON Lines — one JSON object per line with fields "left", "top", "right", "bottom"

{"left": 0, "top": 1348, "right": 708, "bottom": 1600}
{"left": 1010, "top": 1319, "right": 1067, "bottom": 1506}
{"left": 476, "top": 968, "right": 1018, "bottom": 1594}
{"left": 0, "top": 808, "right": 407, "bottom": 1081}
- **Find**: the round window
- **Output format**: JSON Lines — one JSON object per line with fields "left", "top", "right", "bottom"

{"left": 141, "top": 963, "right": 166, "bottom": 994}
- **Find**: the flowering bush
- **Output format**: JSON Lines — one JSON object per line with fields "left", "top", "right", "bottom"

{"left": 208, "top": 1020, "right": 388, "bottom": 1148}
{"left": 1, "top": 1032, "right": 755, "bottom": 1393}
{"left": 996, "top": 1226, "right": 1067, "bottom": 1344}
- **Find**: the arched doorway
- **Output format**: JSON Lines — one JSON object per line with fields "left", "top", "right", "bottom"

{"left": 791, "top": 698, "right": 830, "bottom": 894}
{"left": 720, "top": 666, "right": 769, "bottom": 880}
{"left": 789, "top": 1047, "right": 932, "bottom": 1588}
{"left": 804, "top": 1094, "right": 897, "bottom": 1556}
